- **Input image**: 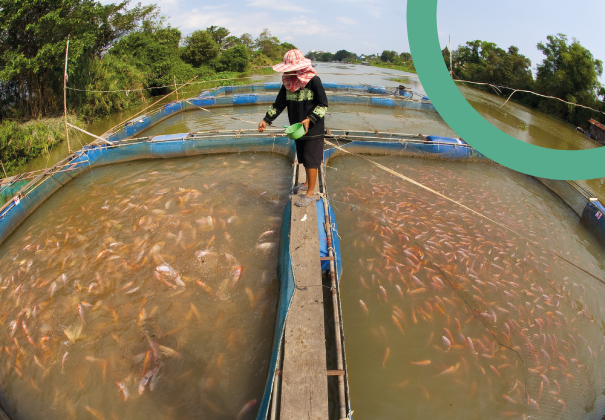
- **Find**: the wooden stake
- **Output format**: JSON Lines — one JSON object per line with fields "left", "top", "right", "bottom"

{"left": 174, "top": 75, "right": 178, "bottom": 101}
{"left": 0, "top": 161, "right": 7, "bottom": 178}
{"left": 63, "top": 35, "right": 71, "bottom": 153}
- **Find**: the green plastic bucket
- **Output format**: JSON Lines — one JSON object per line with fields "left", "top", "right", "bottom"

{"left": 282, "top": 123, "right": 306, "bottom": 140}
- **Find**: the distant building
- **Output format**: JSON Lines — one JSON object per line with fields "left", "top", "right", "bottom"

{"left": 588, "top": 119, "right": 605, "bottom": 145}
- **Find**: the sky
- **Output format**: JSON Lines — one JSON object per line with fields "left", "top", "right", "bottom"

{"left": 106, "top": 0, "right": 605, "bottom": 78}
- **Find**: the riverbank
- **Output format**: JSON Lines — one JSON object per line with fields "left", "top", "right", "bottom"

{"left": 370, "top": 61, "right": 417, "bottom": 74}
{"left": 0, "top": 116, "right": 81, "bottom": 176}
{"left": 0, "top": 72, "right": 265, "bottom": 177}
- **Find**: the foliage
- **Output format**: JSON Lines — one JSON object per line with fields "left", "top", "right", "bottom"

{"left": 0, "top": 115, "right": 80, "bottom": 174}
{"left": 254, "top": 29, "right": 283, "bottom": 60}
{"left": 0, "top": 0, "right": 156, "bottom": 119}
{"left": 380, "top": 50, "right": 398, "bottom": 62}
{"left": 181, "top": 30, "right": 220, "bottom": 68}
{"left": 250, "top": 53, "right": 274, "bottom": 68}
{"left": 212, "top": 45, "right": 249, "bottom": 72}
{"left": 334, "top": 50, "right": 357, "bottom": 62}
{"left": 307, "top": 51, "right": 335, "bottom": 62}
{"left": 239, "top": 33, "right": 255, "bottom": 50}
{"left": 400, "top": 52, "right": 412, "bottom": 62}
{"left": 534, "top": 34, "right": 604, "bottom": 125}
{"left": 207, "top": 26, "right": 230, "bottom": 47}
{"left": 452, "top": 40, "right": 533, "bottom": 91}
{"left": 68, "top": 54, "right": 147, "bottom": 120}
{"left": 280, "top": 42, "right": 297, "bottom": 53}
{"left": 371, "top": 61, "right": 416, "bottom": 74}
{"left": 447, "top": 36, "right": 605, "bottom": 128}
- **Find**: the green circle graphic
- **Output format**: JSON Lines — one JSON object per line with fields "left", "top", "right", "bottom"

{"left": 407, "top": 0, "right": 605, "bottom": 180}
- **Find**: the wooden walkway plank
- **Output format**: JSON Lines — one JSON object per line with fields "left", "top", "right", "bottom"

{"left": 279, "top": 163, "right": 328, "bottom": 420}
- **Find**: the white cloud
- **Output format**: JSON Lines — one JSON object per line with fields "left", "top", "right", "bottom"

{"left": 336, "top": 17, "right": 357, "bottom": 25}
{"left": 271, "top": 17, "right": 333, "bottom": 38}
{"left": 246, "top": 0, "right": 305, "bottom": 12}
{"left": 366, "top": 7, "right": 381, "bottom": 18}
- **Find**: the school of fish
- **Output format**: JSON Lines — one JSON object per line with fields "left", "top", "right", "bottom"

{"left": 330, "top": 156, "right": 605, "bottom": 420}
{"left": 0, "top": 153, "right": 291, "bottom": 420}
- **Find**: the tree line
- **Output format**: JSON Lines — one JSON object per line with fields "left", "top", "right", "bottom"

{"left": 306, "top": 49, "right": 413, "bottom": 67}
{"left": 0, "top": 0, "right": 296, "bottom": 121}
{"left": 443, "top": 34, "right": 605, "bottom": 128}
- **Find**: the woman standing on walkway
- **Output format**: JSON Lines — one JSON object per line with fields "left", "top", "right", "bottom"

{"left": 258, "top": 49, "right": 328, "bottom": 207}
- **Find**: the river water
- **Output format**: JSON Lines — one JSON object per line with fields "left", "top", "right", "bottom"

{"left": 0, "top": 153, "right": 290, "bottom": 420}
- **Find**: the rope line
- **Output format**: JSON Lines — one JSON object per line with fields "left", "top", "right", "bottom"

{"left": 452, "top": 79, "right": 605, "bottom": 118}
{"left": 323, "top": 139, "right": 605, "bottom": 284}
{"left": 65, "top": 72, "right": 419, "bottom": 93}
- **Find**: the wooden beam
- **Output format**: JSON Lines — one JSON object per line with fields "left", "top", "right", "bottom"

{"left": 327, "top": 370, "right": 345, "bottom": 376}
{"left": 280, "top": 183, "right": 328, "bottom": 419}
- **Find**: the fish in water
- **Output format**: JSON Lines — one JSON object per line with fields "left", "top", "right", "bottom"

{"left": 442, "top": 336, "right": 451, "bottom": 352}
{"left": 0, "top": 154, "right": 290, "bottom": 420}
{"left": 256, "top": 242, "right": 277, "bottom": 252}
{"left": 236, "top": 399, "right": 258, "bottom": 420}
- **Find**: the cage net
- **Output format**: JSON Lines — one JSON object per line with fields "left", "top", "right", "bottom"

{"left": 327, "top": 150, "right": 605, "bottom": 420}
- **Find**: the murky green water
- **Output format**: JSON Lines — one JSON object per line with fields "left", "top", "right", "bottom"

{"left": 0, "top": 153, "right": 289, "bottom": 420}
{"left": 328, "top": 155, "right": 605, "bottom": 420}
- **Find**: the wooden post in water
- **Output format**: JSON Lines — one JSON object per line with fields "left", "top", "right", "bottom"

{"left": 174, "top": 75, "right": 178, "bottom": 101}
{"left": 63, "top": 35, "right": 71, "bottom": 153}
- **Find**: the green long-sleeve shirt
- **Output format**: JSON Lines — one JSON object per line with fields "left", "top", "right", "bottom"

{"left": 263, "top": 76, "right": 328, "bottom": 140}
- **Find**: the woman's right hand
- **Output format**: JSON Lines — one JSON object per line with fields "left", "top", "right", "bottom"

{"left": 258, "top": 120, "right": 267, "bottom": 133}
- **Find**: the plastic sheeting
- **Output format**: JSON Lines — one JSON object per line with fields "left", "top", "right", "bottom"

{"left": 257, "top": 200, "right": 296, "bottom": 420}
{"left": 317, "top": 199, "right": 343, "bottom": 277}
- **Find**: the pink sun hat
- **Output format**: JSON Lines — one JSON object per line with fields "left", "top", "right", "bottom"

{"left": 273, "top": 49, "right": 312, "bottom": 72}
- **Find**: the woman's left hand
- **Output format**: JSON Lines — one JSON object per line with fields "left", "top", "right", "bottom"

{"left": 301, "top": 118, "right": 310, "bottom": 134}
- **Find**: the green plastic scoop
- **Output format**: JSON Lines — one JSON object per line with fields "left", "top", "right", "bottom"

{"left": 282, "top": 123, "right": 306, "bottom": 140}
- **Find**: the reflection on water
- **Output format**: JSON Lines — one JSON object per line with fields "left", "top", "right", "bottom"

{"left": 0, "top": 153, "right": 290, "bottom": 420}
{"left": 330, "top": 156, "right": 605, "bottom": 420}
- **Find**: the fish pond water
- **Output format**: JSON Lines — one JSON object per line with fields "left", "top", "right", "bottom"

{"left": 328, "top": 155, "right": 605, "bottom": 420}
{"left": 0, "top": 153, "right": 291, "bottom": 420}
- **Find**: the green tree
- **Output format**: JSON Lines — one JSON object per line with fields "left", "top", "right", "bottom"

{"left": 334, "top": 50, "right": 356, "bottom": 62}
{"left": 213, "top": 45, "right": 249, "bottom": 72}
{"left": 110, "top": 20, "right": 190, "bottom": 89}
{"left": 317, "top": 52, "right": 334, "bottom": 62}
{"left": 450, "top": 40, "right": 532, "bottom": 91}
{"left": 380, "top": 50, "right": 398, "bottom": 62}
{"left": 206, "top": 26, "right": 230, "bottom": 47}
{"left": 223, "top": 35, "right": 241, "bottom": 49}
{"left": 255, "top": 29, "right": 282, "bottom": 60}
{"left": 0, "top": 0, "right": 155, "bottom": 118}
{"left": 535, "top": 34, "right": 603, "bottom": 124}
{"left": 240, "top": 33, "right": 254, "bottom": 50}
{"left": 181, "top": 30, "right": 220, "bottom": 67}
{"left": 400, "top": 52, "right": 412, "bottom": 62}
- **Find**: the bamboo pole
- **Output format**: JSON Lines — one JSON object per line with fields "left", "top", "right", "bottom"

{"left": 320, "top": 165, "right": 348, "bottom": 420}
{"left": 63, "top": 35, "right": 71, "bottom": 153}
{"left": 0, "top": 161, "right": 7, "bottom": 178}
{"left": 101, "top": 75, "right": 198, "bottom": 138}
{"left": 174, "top": 75, "right": 178, "bottom": 101}
{"left": 65, "top": 122, "right": 112, "bottom": 144}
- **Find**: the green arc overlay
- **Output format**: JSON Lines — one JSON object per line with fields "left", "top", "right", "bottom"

{"left": 407, "top": 0, "right": 605, "bottom": 181}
